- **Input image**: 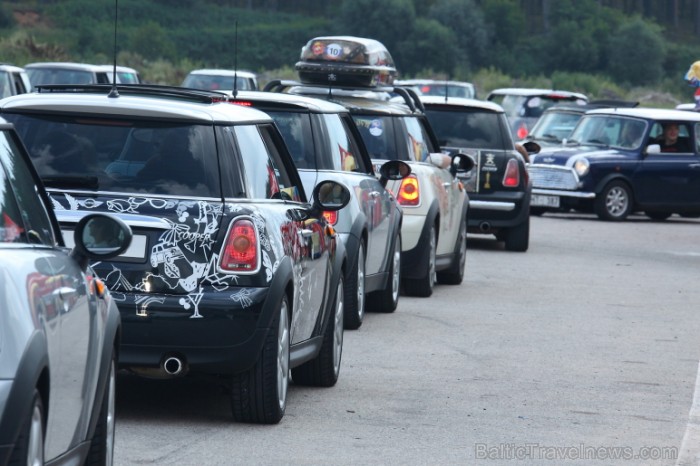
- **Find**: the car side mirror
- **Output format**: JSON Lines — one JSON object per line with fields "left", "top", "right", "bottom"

{"left": 451, "top": 153, "right": 475, "bottom": 175}
{"left": 522, "top": 141, "right": 541, "bottom": 155}
{"left": 646, "top": 144, "right": 661, "bottom": 155}
{"left": 378, "top": 160, "right": 411, "bottom": 187}
{"left": 70, "top": 214, "right": 133, "bottom": 271}
{"left": 311, "top": 180, "right": 351, "bottom": 212}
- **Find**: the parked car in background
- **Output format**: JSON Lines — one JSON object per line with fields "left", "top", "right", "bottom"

{"left": 419, "top": 96, "right": 537, "bottom": 251}
{"left": 25, "top": 62, "right": 139, "bottom": 87}
{"left": 395, "top": 79, "right": 477, "bottom": 99}
{"left": 0, "top": 118, "right": 132, "bottom": 465}
{"left": 487, "top": 88, "right": 588, "bottom": 140}
{"left": 182, "top": 69, "right": 258, "bottom": 91}
{"left": 522, "top": 100, "right": 639, "bottom": 149}
{"left": 528, "top": 107, "right": 700, "bottom": 220}
{"left": 229, "top": 90, "right": 409, "bottom": 329}
{"left": 0, "top": 83, "right": 351, "bottom": 424}
{"left": 0, "top": 64, "right": 31, "bottom": 98}
{"left": 265, "top": 35, "right": 475, "bottom": 297}
{"left": 676, "top": 102, "right": 697, "bottom": 112}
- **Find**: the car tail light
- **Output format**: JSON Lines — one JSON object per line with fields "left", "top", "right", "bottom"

{"left": 219, "top": 219, "right": 259, "bottom": 272}
{"left": 396, "top": 175, "right": 420, "bottom": 206}
{"left": 231, "top": 100, "right": 253, "bottom": 107}
{"left": 516, "top": 123, "right": 529, "bottom": 140}
{"left": 502, "top": 159, "right": 520, "bottom": 187}
{"left": 323, "top": 211, "right": 338, "bottom": 225}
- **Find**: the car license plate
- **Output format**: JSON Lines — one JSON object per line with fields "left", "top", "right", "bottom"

{"left": 531, "top": 194, "right": 560, "bottom": 208}
{"left": 62, "top": 230, "right": 148, "bottom": 259}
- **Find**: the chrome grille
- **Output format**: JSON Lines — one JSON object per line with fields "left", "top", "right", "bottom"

{"left": 528, "top": 165, "right": 578, "bottom": 190}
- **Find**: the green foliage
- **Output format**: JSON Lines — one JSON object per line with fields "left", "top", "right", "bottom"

{"left": 427, "top": 0, "right": 489, "bottom": 70}
{"left": 607, "top": 17, "right": 666, "bottom": 86}
{"left": 396, "top": 18, "right": 457, "bottom": 76}
{"left": 0, "top": 4, "right": 15, "bottom": 28}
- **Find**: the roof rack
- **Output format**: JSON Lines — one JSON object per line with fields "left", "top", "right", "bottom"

{"left": 35, "top": 84, "right": 230, "bottom": 104}
{"left": 263, "top": 79, "right": 424, "bottom": 113}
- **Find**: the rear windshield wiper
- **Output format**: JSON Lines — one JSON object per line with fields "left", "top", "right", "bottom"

{"left": 42, "top": 175, "right": 99, "bottom": 190}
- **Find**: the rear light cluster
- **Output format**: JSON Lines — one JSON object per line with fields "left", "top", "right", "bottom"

{"left": 396, "top": 175, "right": 420, "bottom": 206}
{"left": 323, "top": 211, "right": 338, "bottom": 225}
{"left": 516, "top": 123, "right": 529, "bottom": 140}
{"left": 219, "top": 219, "right": 259, "bottom": 273}
{"left": 502, "top": 159, "right": 521, "bottom": 188}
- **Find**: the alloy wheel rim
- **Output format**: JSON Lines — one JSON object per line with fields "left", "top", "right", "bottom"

{"left": 357, "top": 244, "right": 365, "bottom": 322}
{"left": 28, "top": 401, "right": 43, "bottom": 466}
{"left": 333, "top": 278, "right": 344, "bottom": 375}
{"left": 277, "top": 301, "right": 290, "bottom": 410}
{"left": 106, "top": 360, "right": 116, "bottom": 466}
{"left": 429, "top": 228, "right": 436, "bottom": 287}
{"left": 606, "top": 187, "right": 628, "bottom": 216}
{"left": 391, "top": 237, "right": 401, "bottom": 302}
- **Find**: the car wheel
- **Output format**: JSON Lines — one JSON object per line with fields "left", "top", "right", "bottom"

{"left": 292, "top": 273, "right": 344, "bottom": 387}
{"left": 10, "top": 389, "right": 45, "bottom": 466}
{"left": 343, "top": 241, "right": 365, "bottom": 330}
{"left": 86, "top": 351, "right": 116, "bottom": 466}
{"left": 403, "top": 225, "right": 436, "bottom": 297}
{"left": 645, "top": 211, "right": 672, "bottom": 221}
{"left": 437, "top": 217, "right": 467, "bottom": 284}
{"left": 504, "top": 217, "right": 530, "bottom": 252}
{"left": 595, "top": 180, "right": 632, "bottom": 221}
{"left": 368, "top": 234, "right": 401, "bottom": 313}
{"left": 231, "top": 295, "right": 290, "bottom": 424}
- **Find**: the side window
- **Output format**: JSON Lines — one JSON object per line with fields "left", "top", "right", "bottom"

{"left": 322, "top": 113, "right": 366, "bottom": 173}
{"left": 352, "top": 115, "right": 400, "bottom": 161}
{"left": 234, "top": 124, "right": 288, "bottom": 200}
{"left": 695, "top": 123, "right": 700, "bottom": 153}
{"left": 268, "top": 111, "right": 315, "bottom": 169}
{"left": 403, "top": 117, "right": 431, "bottom": 162}
{"left": 258, "top": 124, "right": 302, "bottom": 202}
{"left": 0, "top": 131, "right": 55, "bottom": 244}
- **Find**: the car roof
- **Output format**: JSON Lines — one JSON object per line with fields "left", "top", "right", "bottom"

{"left": 585, "top": 107, "right": 700, "bottom": 121}
{"left": 0, "top": 87, "right": 272, "bottom": 124}
{"left": 487, "top": 88, "right": 588, "bottom": 100}
{"left": 418, "top": 95, "right": 503, "bottom": 112}
{"left": 188, "top": 69, "right": 257, "bottom": 79}
{"left": 397, "top": 79, "right": 474, "bottom": 88}
{"left": 543, "top": 100, "right": 638, "bottom": 114}
{"left": 229, "top": 90, "right": 349, "bottom": 114}
{"left": 24, "top": 62, "right": 111, "bottom": 72}
{"left": 0, "top": 63, "right": 26, "bottom": 72}
{"left": 287, "top": 86, "right": 416, "bottom": 115}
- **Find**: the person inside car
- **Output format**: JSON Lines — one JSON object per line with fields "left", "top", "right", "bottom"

{"left": 655, "top": 122, "right": 692, "bottom": 152}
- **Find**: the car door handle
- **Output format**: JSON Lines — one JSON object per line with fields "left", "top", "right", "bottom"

{"left": 369, "top": 191, "right": 381, "bottom": 198}
{"left": 443, "top": 182, "right": 452, "bottom": 189}
{"left": 54, "top": 286, "right": 78, "bottom": 300}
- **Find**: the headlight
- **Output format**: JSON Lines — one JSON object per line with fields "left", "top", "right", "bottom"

{"left": 573, "top": 158, "right": 590, "bottom": 177}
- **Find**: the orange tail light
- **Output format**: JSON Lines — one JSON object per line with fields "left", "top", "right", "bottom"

{"left": 396, "top": 175, "right": 420, "bottom": 206}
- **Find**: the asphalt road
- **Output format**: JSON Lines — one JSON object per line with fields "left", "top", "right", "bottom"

{"left": 113, "top": 212, "right": 700, "bottom": 466}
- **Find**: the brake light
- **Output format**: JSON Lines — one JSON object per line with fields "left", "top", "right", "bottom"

{"left": 516, "top": 123, "right": 529, "bottom": 140}
{"left": 323, "top": 211, "right": 338, "bottom": 225}
{"left": 502, "top": 159, "right": 520, "bottom": 187}
{"left": 396, "top": 175, "right": 420, "bottom": 206}
{"left": 232, "top": 100, "right": 253, "bottom": 107}
{"left": 219, "top": 219, "right": 259, "bottom": 272}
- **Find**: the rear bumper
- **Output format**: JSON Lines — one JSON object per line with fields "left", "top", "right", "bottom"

{"left": 467, "top": 189, "right": 531, "bottom": 231}
{"left": 117, "top": 285, "right": 277, "bottom": 375}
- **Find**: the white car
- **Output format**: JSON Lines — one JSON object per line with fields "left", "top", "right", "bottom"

{"left": 25, "top": 62, "right": 141, "bottom": 87}
{"left": 0, "top": 63, "right": 31, "bottom": 98}
{"left": 182, "top": 68, "right": 258, "bottom": 91}
{"left": 267, "top": 35, "right": 475, "bottom": 297}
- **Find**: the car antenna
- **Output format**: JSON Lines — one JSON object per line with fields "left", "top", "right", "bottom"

{"left": 233, "top": 20, "right": 239, "bottom": 99}
{"left": 108, "top": 0, "right": 119, "bottom": 98}
{"left": 327, "top": 72, "right": 336, "bottom": 98}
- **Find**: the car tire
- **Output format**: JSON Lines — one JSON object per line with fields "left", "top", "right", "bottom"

{"left": 292, "top": 273, "right": 344, "bottom": 387}
{"left": 343, "top": 241, "right": 365, "bottom": 330}
{"left": 645, "top": 211, "right": 672, "bottom": 221}
{"left": 437, "top": 217, "right": 467, "bottom": 284}
{"left": 403, "top": 225, "right": 436, "bottom": 297}
{"left": 9, "top": 389, "right": 45, "bottom": 466}
{"left": 231, "top": 295, "right": 290, "bottom": 424}
{"left": 86, "top": 351, "right": 116, "bottom": 466}
{"left": 504, "top": 217, "right": 530, "bottom": 252}
{"left": 368, "top": 233, "right": 401, "bottom": 313}
{"left": 595, "top": 180, "right": 632, "bottom": 221}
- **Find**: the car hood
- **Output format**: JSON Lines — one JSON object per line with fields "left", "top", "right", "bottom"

{"left": 530, "top": 145, "right": 629, "bottom": 167}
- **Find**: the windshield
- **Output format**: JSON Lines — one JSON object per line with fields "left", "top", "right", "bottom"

{"left": 568, "top": 115, "right": 648, "bottom": 149}
{"left": 4, "top": 113, "right": 221, "bottom": 197}
{"left": 418, "top": 84, "right": 475, "bottom": 99}
{"left": 425, "top": 108, "right": 506, "bottom": 149}
{"left": 529, "top": 111, "right": 584, "bottom": 142}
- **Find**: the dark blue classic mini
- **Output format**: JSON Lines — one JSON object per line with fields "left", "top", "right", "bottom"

{"left": 528, "top": 108, "right": 700, "bottom": 220}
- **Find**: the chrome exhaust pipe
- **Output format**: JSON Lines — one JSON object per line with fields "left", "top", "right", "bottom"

{"left": 163, "top": 356, "right": 186, "bottom": 376}
{"left": 479, "top": 222, "right": 491, "bottom": 232}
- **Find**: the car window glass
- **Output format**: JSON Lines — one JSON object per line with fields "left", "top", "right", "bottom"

{"left": 27, "top": 69, "right": 95, "bottom": 85}
{"left": 530, "top": 111, "right": 582, "bottom": 141}
{"left": 322, "top": 113, "right": 365, "bottom": 173}
{"left": 258, "top": 124, "right": 303, "bottom": 202}
{"left": 235, "top": 124, "right": 284, "bottom": 199}
{"left": 402, "top": 117, "right": 431, "bottom": 162}
{"left": 267, "top": 111, "right": 315, "bottom": 169}
{"left": 426, "top": 109, "right": 505, "bottom": 150}
{"left": 0, "top": 72, "right": 12, "bottom": 98}
{"left": 0, "top": 165, "right": 26, "bottom": 243}
{"left": 0, "top": 130, "right": 55, "bottom": 244}
{"left": 352, "top": 115, "right": 400, "bottom": 161}
{"left": 339, "top": 116, "right": 369, "bottom": 173}
{"left": 494, "top": 95, "right": 526, "bottom": 118}
{"left": 695, "top": 123, "right": 700, "bottom": 152}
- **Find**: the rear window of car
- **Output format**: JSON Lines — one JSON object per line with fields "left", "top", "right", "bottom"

{"left": 529, "top": 111, "right": 583, "bottom": 142}
{"left": 4, "top": 113, "right": 221, "bottom": 197}
{"left": 490, "top": 94, "right": 585, "bottom": 119}
{"left": 27, "top": 68, "right": 97, "bottom": 86}
{"left": 182, "top": 74, "right": 255, "bottom": 91}
{"left": 425, "top": 108, "right": 506, "bottom": 150}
